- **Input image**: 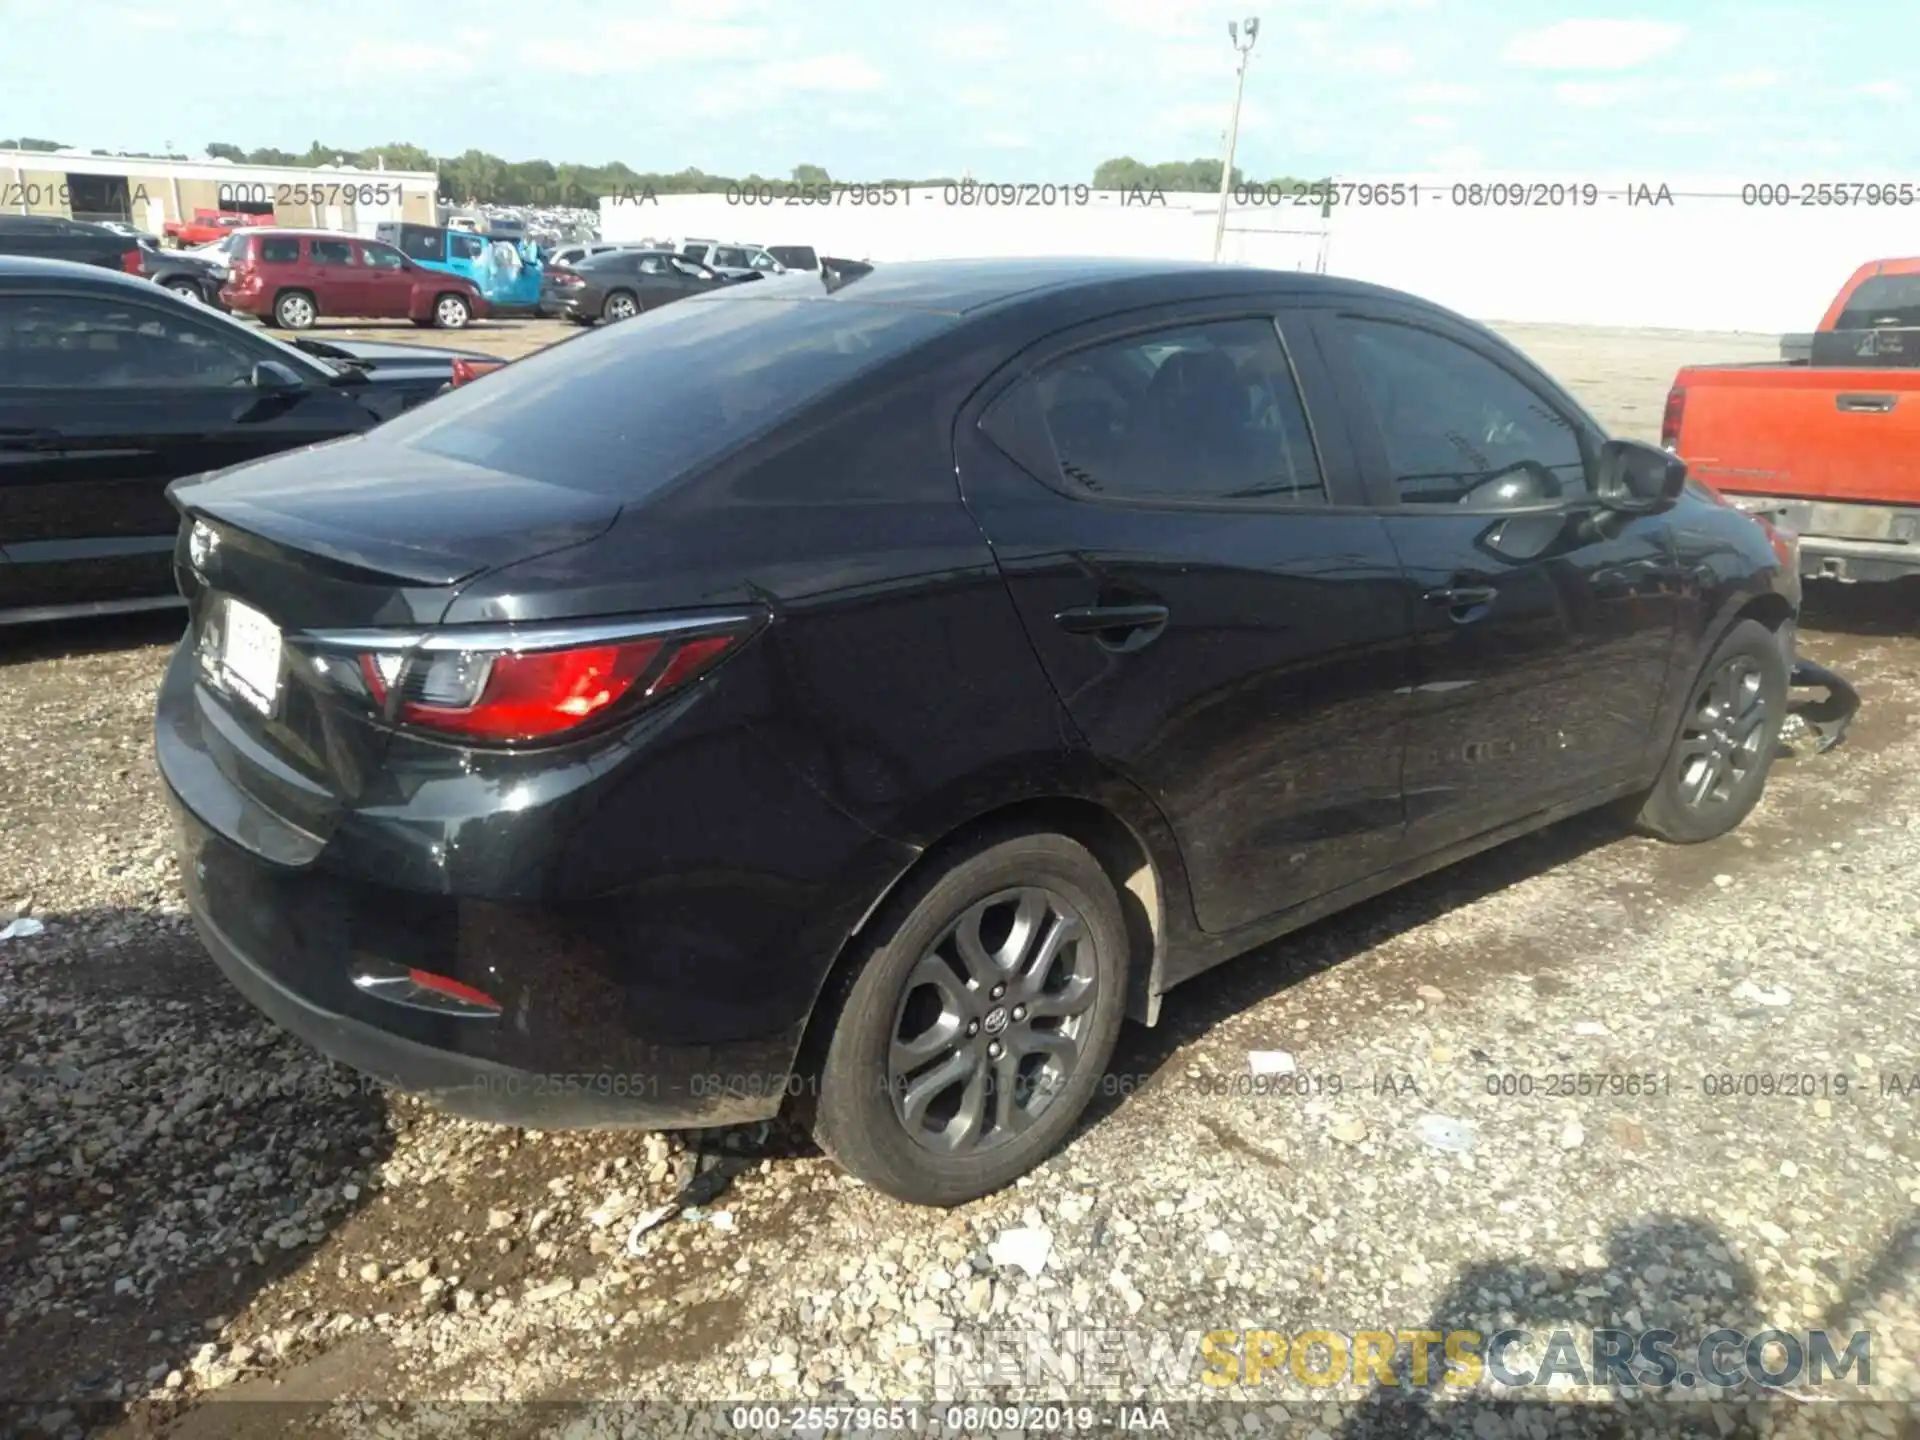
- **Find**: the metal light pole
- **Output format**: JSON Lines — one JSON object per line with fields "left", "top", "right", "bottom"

{"left": 1211, "top": 16, "right": 1259, "bottom": 263}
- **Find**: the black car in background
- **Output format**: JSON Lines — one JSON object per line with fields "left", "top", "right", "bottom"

{"left": 0, "top": 257, "right": 491, "bottom": 624}
{"left": 0, "top": 213, "right": 145, "bottom": 274}
{"left": 159, "top": 258, "right": 1804, "bottom": 1206}
{"left": 139, "top": 245, "right": 227, "bottom": 306}
{"left": 541, "top": 248, "right": 745, "bottom": 324}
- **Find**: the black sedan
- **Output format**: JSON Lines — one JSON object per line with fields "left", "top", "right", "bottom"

{"left": 160, "top": 258, "right": 1809, "bottom": 1206}
{"left": 0, "top": 256, "right": 496, "bottom": 625}
{"left": 140, "top": 244, "right": 227, "bottom": 307}
{"left": 540, "top": 248, "right": 746, "bottom": 324}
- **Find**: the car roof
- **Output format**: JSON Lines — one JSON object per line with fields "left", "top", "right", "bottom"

{"left": 0, "top": 255, "right": 158, "bottom": 289}
{"left": 720, "top": 256, "right": 1384, "bottom": 315}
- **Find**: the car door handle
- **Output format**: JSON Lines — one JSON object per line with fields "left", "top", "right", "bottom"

{"left": 1054, "top": 603, "right": 1170, "bottom": 651}
{"left": 1836, "top": 393, "right": 1897, "bottom": 413}
{"left": 1424, "top": 585, "right": 1498, "bottom": 608}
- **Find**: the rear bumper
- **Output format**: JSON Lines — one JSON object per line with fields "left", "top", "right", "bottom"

{"left": 1721, "top": 494, "right": 1920, "bottom": 581}
{"left": 154, "top": 634, "right": 916, "bottom": 1131}
{"left": 181, "top": 856, "right": 776, "bottom": 1128}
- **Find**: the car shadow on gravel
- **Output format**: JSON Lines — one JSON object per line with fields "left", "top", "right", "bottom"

{"left": 0, "top": 906, "right": 397, "bottom": 1428}
{"left": 0, "top": 610, "right": 186, "bottom": 668}
{"left": 1084, "top": 804, "right": 1633, "bottom": 1133}
{"left": 1331, "top": 1212, "right": 1910, "bottom": 1439}
{"left": 1799, "top": 575, "right": 1920, "bottom": 639}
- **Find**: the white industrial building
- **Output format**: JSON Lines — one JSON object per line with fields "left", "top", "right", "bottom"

{"left": 601, "top": 175, "right": 1909, "bottom": 334}
{"left": 0, "top": 149, "right": 438, "bottom": 236}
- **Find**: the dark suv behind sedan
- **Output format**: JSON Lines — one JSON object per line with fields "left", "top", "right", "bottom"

{"left": 158, "top": 258, "right": 1804, "bottom": 1205}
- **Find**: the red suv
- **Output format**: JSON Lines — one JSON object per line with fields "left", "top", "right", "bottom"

{"left": 220, "top": 231, "right": 488, "bottom": 331}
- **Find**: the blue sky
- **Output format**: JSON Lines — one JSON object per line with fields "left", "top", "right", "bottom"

{"left": 4, "top": 0, "right": 1911, "bottom": 177}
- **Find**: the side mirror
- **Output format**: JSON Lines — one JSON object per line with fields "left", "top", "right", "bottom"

{"left": 250, "top": 360, "right": 305, "bottom": 392}
{"left": 1595, "top": 438, "right": 1687, "bottom": 514}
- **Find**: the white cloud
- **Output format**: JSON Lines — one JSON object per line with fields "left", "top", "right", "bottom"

{"left": 523, "top": 19, "right": 765, "bottom": 73}
{"left": 757, "top": 54, "right": 885, "bottom": 92}
{"left": 1097, "top": 0, "right": 1219, "bottom": 36}
{"left": 931, "top": 23, "right": 1011, "bottom": 61}
{"left": 1552, "top": 80, "right": 1639, "bottom": 108}
{"left": 826, "top": 110, "right": 884, "bottom": 131}
{"left": 1715, "top": 68, "right": 1778, "bottom": 92}
{"left": 1152, "top": 100, "right": 1269, "bottom": 137}
{"left": 1405, "top": 82, "right": 1484, "bottom": 106}
{"left": 1430, "top": 144, "right": 1486, "bottom": 170}
{"left": 1501, "top": 19, "right": 1686, "bottom": 71}
{"left": 954, "top": 88, "right": 1004, "bottom": 109}
{"left": 1856, "top": 80, "right": 1907, "bottom": 99}
{"left": 1342, "top": 42, "right": 1417, "bottom": 75}
{"left": 1408, "top": 114, "right": 1454, "bottom": 131}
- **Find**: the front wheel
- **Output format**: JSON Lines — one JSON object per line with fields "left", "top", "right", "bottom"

{"left": 1632, "top": 618, "right": 1788, "bottom": 842}
{"left": 811, "top": 831, "right": 1129, "bottom": 1206}
{"left": 432, "top": 293, "right": 472, "bottom": 329}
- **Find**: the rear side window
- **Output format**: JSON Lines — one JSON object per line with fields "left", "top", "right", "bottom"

{"left": 986, "top": 318, "right": 1326, "bottom": 504}
{"left": 451, "top": 233, "right": 486, "bottom": 261}
{"left": 310, "top": 239, "right": 355, "bottom": 265}
{"left": 256, "top": 237, "right": 300, "bottom": 264}
{"left": 1837, "top": 274, "right": 1920, "bottom": 330}
{"left": 373, "top": 296, "right": 955, "bottom": 496}
{"left": 0, "top": 294, "right": 261, "bottom": 389}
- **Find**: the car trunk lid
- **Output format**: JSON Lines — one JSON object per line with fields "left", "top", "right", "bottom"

{"left": 162, "top": 436, "right": 622, "bottom": 848}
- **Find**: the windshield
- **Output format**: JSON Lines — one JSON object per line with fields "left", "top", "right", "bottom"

{"left": 370, "top": 295, "right": 954, "bottom": 496}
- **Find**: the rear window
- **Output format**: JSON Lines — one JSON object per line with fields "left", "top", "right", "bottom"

{"left": 1837, "top": 274, "right": 1920, "bottom": 330}
{"left": 373, "top": 295, "right": 955, "bottom": 496}
{"left": 256, "top": 236, "right": 301, "bottom": 264}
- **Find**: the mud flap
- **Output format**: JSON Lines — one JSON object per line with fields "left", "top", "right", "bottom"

{"left": 1787, "top": 657, "right": 1860, "bottom": 754}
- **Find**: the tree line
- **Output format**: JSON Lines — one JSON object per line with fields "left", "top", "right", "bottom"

{"left": 3, "top": 138, "right": 1320, "bottom": 205}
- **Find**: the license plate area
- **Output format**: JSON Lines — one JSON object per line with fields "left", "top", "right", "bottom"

{"left": 199, "top": 594, "right": 283, "bottom": 715}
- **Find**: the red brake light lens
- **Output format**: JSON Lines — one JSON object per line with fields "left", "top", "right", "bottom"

{"left": 549, "top": 271, "right": 584, "bottom": 287}
{"left": 1660, "top": 385, "right": 1686, "bottom": 451}
{"left": 355, "top": 629, "right": 745, "bottom": 743}
{"left": 450, "top": 357, "right": 504, "bottom": 387}
{"left": 121, "top": 249, "right": 144, "bottom": 274}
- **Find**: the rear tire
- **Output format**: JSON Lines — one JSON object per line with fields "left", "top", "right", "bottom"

{"left": 163, "top": 278, "right": 203, "bottom": 304}
{"left": 272, "top": 290, "right": 317, "bottom": 330}
{"left": 812, "top": 830, "right": 1129, "bottom": 1206}
{"left": 601, "top": 290, "right": 639, "bottom": 322}
{"left": 1632, "top": 618, "right": 1788, "bottom": 842}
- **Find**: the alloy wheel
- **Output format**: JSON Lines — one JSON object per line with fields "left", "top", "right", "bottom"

{"left": 605, "top": 295, "right": 637, "bottom": 321}
{"left": 276, "top": 295, "right": 313, "bottom": 328}
{"left": 887, "top": 886, "right": 1098, "bottom": 1155}
{"left": 436, "top": 297, "right": 470, "bottom": 328}
{"left": 1676, "top": 654, "right": 1768, "bottom": 809}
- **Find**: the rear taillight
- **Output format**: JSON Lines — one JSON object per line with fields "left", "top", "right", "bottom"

{"left": 121, "top": 249, "right": 143, "bottom": 274}
{"left": 352, "top": 623, "right": 750, "bottom": 744}
{"left": 548, "top": 271, "right": 584, "bottom": 287}
{"left": 1660, "top": 384, "right": 1686, "bottom": 451}
{"left": 449, "top": 357, "right": 505, "bottom": 387}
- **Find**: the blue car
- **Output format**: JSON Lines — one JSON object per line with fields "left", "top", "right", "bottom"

{"left": 374, "top": 222, "right": 543, "bottom": 314}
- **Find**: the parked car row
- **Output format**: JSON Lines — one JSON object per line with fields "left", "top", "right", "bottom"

{"left": 540, "top": 248, "right": 752, "bottom": 325}
{"left": 135, "top": 254, "right": 1852, "bottom": 1208}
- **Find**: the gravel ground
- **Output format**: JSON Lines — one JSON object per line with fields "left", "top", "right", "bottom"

{"left": 1, "top": 324, "right": 1916, "bottom": 1440}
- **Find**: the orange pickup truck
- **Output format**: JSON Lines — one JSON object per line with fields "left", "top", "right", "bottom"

{"left": 1666, "top": 257, "right": 1920, "bottom": 583}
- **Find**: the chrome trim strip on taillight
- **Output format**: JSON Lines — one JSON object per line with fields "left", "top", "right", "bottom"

{"left": 299, "top": 610, "right": 760, "bottom": 657}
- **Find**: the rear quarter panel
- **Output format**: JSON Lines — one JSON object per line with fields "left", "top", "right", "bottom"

{"left": 1672, "top": 364, "right": 1920, "bottom": 504}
